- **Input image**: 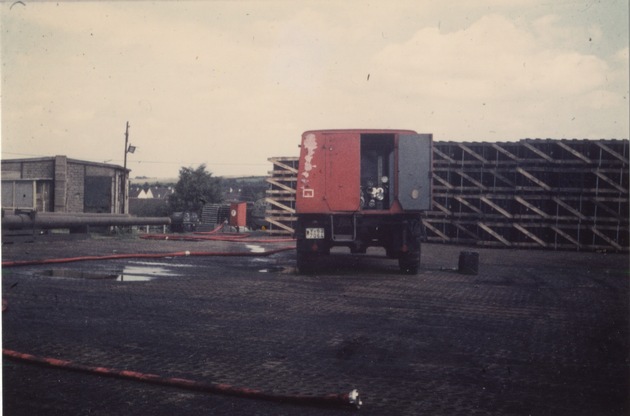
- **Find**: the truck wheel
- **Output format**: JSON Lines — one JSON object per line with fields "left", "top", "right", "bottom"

{"left": 398, "top": 219, "right": 422, "bottom": 274}
{"left": 399, "top": 252, "right": 420, "bottom": 275}
{"left": 296, "top": 251, "right": 317, "bottom": 274}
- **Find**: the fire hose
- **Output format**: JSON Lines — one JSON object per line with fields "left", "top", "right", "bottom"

{"left": 193, "top": 222, "right": 224, "bottom": 234}
{"left": 2, "top": 348, "right": 361, "bottom": 409}
{"left": 140, "top": 234, "right": 296, "bottom": 243}
{"left": 1, "top": 246, "right": 295, "bottom": 268}
{"left": 1, "top": 240, "right": 362, "bottom": 410}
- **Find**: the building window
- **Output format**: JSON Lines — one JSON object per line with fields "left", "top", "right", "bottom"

{"left": 84, "top": 176, "right": 112, "bottom": 213}
{"left": 1, "top": 180, "right": 53, "bottom": 212}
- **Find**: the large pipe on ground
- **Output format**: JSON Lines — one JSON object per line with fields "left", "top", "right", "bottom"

{"left": 1, "top": 212, "right": 171, "bottom": 230}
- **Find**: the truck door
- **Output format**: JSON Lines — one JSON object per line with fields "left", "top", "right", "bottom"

{"left": 398, "top": 134, "right": 432, "bottom": 210}
{"left": 325, "top": 133, "right": 361, "bottom": 211}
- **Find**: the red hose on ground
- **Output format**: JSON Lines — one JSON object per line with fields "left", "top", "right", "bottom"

{"left": 196, "top": 232, "right": 250, "bottom": 238}
{"left": 140, "top": 234, "right": 295, "bottom": 243}
{"left": 192, "top": 222, "right": 224, "bottom": 234}
{"left": 2, "top": 349, "right": 361, "bottom": 409}
{"left": 2, "top": 234, "right": 361, "bottom": 409}
{"left": 1, "top": 246, "right": 295, "bottom": 268}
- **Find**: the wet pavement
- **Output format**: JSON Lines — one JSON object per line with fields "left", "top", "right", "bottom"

{"left": 2, "top": 234, "right": 629, "bottom": 415}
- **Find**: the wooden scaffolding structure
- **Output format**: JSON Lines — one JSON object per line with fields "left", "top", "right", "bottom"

{"left": 265, "top": 139, "right": 629, "bottom": 252}
{"left": 265, "top": 157, "right": 298, "bottom": 235}
{"left": 427, "top": 139, "right": 628, "bottom": 251}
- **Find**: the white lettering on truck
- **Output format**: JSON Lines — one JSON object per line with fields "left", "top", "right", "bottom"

{"left": 300, "top": 133, "right": 318, "bottom": 198}
{"left": 302, "top": 133, "right": 317, "bottom": 178}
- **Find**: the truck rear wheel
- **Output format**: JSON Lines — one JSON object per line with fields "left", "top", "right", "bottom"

{"left": 398, "top": 219, "right": 423, "bottom": 274}
{"left": 296, "top": 250, "right": 319, "bottom": 274}
{"left": 399, "top": 251, "right": 420, "bottom": 274}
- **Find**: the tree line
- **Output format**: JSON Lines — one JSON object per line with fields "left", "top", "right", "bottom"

{"left": 130, "top": 164, "right": 267, "bottom": 217}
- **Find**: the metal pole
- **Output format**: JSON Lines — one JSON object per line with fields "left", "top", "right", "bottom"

{"left": 123, "top": 121, "right": 129, "bottom": 214}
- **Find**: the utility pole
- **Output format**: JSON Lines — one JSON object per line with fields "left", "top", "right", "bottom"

{"left": 122, "top": 121, "right": 130, "bottom": 214}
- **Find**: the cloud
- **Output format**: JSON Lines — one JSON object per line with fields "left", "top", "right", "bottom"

{"left": 365, "top": 13, "right": 624, "bottom": 140}
{"left": 373, "top": 14, "right": 609, "bottom": 99}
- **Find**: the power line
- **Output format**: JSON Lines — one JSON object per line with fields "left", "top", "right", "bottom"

{"left": 1, "top": 151, "right": 48, "bottom": 158}
{"left": 1, "top": 152, "right": 270, "bottom": 167}
{"left": 129, "top": 160, "right": 269, "bottom": 166}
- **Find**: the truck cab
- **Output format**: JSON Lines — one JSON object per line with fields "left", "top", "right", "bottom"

{"left": 295, "top": 129, "right": 432, "bottom": 274}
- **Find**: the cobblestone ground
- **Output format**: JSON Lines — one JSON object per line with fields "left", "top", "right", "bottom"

{"left": 2, "top": 235, "right": 629, "bottom": 415}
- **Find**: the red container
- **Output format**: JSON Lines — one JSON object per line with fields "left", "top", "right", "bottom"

{"left": 229, "top": 202, "right": 247, "bottom": 227}
{"left": 296, "top": 129, "right": 432, "bottom": 214}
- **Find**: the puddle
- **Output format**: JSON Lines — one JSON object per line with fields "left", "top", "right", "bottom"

{"left": 42, "top": 263, "right": 180, "bottom": 282}
{"left": 250, "top": 257, "right": 272, "bottom": 263}
{"left": 116, "top": 274, "right": 154, "bottom": 282}
{"left": 116, "top": 263, "right": 178, "bottom": 281}
{"left": 258, "top": 266, "right": 289, "bottom": 273}
{"left": 42, "top": 269, "right": 120, "bottom": 280}
{"left": 122, "top": 264, "right": 175, "bottom": 277}
{"left": 127, "top": 261, "right": 194, "bottom": 269}
{"left": 245, "top": 244, "right": 265, "bottom": 253}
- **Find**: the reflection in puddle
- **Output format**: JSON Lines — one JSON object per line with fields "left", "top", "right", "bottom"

{"left": 250, "top": 257, "right": 271, "bottom": 263}
{"left": 245, "top": 244, "right": 265, "bottom": 253}
{"left": 121, "top": 265, "right": 173, "bottom": 277}
{"left": 258, "top": 266, "right": 288, "bottom": 273}
{"left": 116, "top": 274, "right": 153, "bottom": 282}
{"left": 127, "top": 261, "right": 194, "bottom": 269}
{"left": 43, "top": 269, "right": 119, "bottom": 280}
{"left": 43, "top": 262, "right": 180, "bottom": 282}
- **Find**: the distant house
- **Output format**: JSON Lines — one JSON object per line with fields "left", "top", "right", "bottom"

{"left": 136, "top": 188, "right": 154, "bottom": 199}
{"left": 1, "top": 155, "right": 129, "bottom": 214}
{"left": 128, "top": 184, "right": 173, "bottom": 217}
{"left": 129, "top": 185, "right": 173, "bottom": 200}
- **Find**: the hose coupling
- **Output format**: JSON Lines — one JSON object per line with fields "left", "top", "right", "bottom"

{"left": 347, "top": 389, "right": 362, "bottom": 409}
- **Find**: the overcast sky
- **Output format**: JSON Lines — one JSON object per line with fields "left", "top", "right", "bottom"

{"left": 1, "top": 1, "right": 628, "bottom": 178}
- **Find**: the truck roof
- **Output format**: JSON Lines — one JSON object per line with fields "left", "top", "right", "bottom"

{"left": 302, "top": 129, "right": 417, "bottom": 136}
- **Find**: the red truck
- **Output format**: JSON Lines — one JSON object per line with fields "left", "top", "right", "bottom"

{"left": 295, "top": 129, "right": 432, "bottom": 274}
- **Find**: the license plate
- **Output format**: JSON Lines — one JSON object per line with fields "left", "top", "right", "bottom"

{"left": 305, "top": 227, "right": 325, "bottom": 239}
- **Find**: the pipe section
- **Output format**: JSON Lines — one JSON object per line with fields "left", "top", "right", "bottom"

{"left": 2, "top": 212, "right": 170, "bottom": 230}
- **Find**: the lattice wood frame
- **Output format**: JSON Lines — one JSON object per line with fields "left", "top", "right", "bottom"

{"left": 265, "top": 139, "right": 629, "bottom": 252}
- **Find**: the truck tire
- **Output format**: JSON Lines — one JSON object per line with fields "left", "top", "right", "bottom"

{"left": 398, "top": 219, "right": 423, "bottom": 274}
{"left": 296, "top": 251, "right": 317, "bottom": 274}
{"left": 399, "top": 251, "right": 420, "bottom": 274}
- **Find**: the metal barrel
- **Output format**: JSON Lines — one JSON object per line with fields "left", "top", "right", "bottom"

{"left": 458, "top": 251, "right": 479, "bottom": 275}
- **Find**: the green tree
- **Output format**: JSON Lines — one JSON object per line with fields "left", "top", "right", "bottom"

{"left": 168, "top": 164, "right": 222, "bottom": 213}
